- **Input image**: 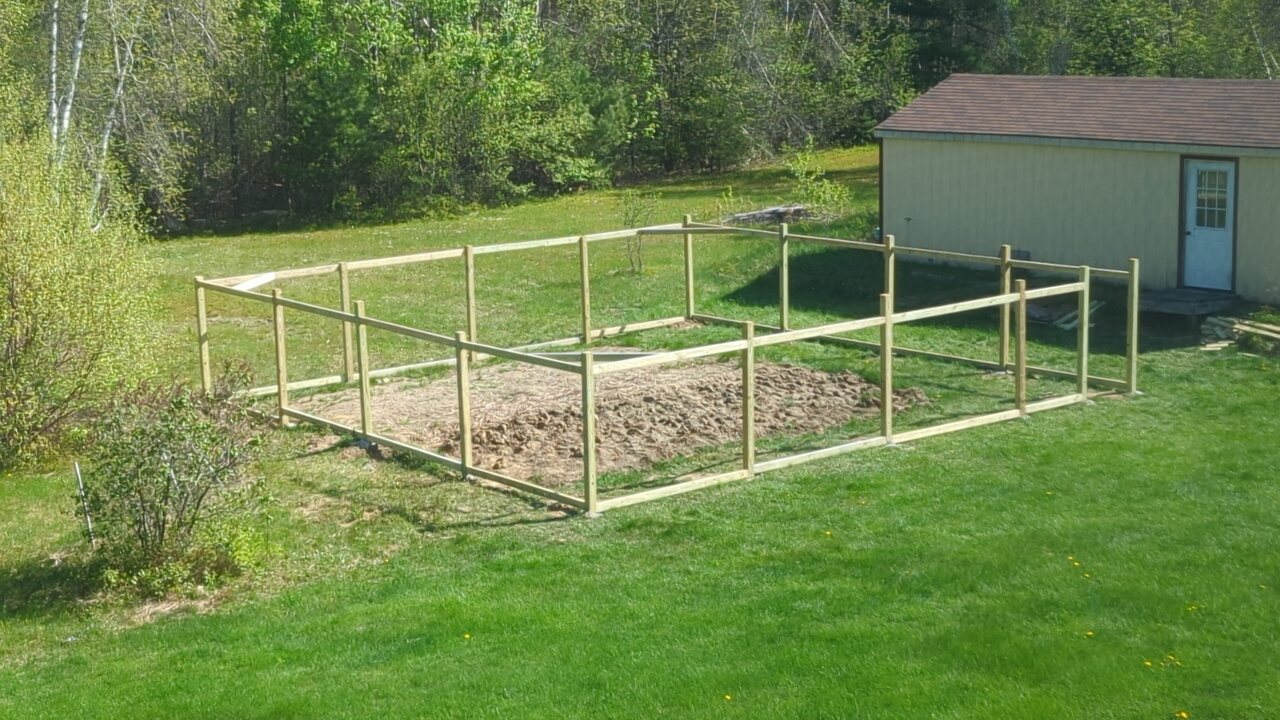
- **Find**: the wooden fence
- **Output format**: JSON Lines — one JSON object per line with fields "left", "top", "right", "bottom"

{"left": 195, "top": 217, "right": 1141, "bottom": 513}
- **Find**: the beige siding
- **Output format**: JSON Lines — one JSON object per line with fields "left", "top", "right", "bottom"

{"left": 1237, "top": 157, "right": 1280, "bottom": 303}
{"left": 883, "top": 137, "right": 1280, "bottom": 303}
{"left": 882, "top": 137, "right": 1181, "bottom": 287}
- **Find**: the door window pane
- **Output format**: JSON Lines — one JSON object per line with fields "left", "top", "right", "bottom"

{"left": 1194, "top": 169, "right": 1228, "bottom": 229}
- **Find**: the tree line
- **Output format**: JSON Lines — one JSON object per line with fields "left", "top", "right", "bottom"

{"left": 1, "top": 0, "right": 1277, "bottom": 227}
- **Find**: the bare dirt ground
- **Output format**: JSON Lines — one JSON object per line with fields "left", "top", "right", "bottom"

{"left": 295, "top": 355, "right": 926, "bottom": 485}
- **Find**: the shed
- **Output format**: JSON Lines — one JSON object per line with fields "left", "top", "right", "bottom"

{"left": 874, "top": 74, "right": 1280, "bottom": 305}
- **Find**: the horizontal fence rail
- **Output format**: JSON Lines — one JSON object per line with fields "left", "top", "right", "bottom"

{"left": 195, "top": 216, "right": 1141, "bottom": 514}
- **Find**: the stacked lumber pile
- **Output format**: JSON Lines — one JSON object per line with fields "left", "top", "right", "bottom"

{"left": 1201, "top": 316, "right": 1280, "bottom": 351}
{"left": 1026, "top": 299, "right": 1105, "bottom": 329}
{"left": 1051, "top": 301, "right": 1105, "bottom": 330}
{"left": 725, "top": 205, "right": 811, "bottom": 224}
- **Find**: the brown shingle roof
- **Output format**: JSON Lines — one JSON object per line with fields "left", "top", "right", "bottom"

{"left": 875, "top": 74, "right": 1280, "bottom": 149}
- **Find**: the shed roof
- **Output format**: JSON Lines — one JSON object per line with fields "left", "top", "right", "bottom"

{"left": 875, "top": 74, "right": 1280, "bottom": 150}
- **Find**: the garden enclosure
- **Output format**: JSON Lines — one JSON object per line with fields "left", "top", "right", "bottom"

{"left": 194, "top": 218, "right": 1141, "bottom": 513}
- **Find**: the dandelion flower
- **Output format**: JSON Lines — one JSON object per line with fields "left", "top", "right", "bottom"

{"left": 463, "top": 633, "right": 472, "bottom": 640}
{"left": 1072, "top": 561, "right": 1082, "bottom": 567}
{"left": 1083, "top": 573, "right": 1092, "bottom": 579}
{"left": 1143, "top": 659, "right": 1153, "bottom": 667}
{"left": 1174, "top": 712, "right": 1190, "bottom": 719}
{"left": 1084, "top": 630, "right": 1096, "bottom": 638}
{"left": 724, "top": 694, "right": 733, "bottom": 702}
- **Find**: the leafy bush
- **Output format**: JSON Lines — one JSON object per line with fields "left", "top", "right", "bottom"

{"left": 616, "top": 189, "right": 660, "bottom": 273}
{"left": 0, "top": 138, "right": 155, "bottom": 467}
{"left": 784, "top": 139, "right": 853, "bottom": 219}
{"left": 84, "top": 369, "right": 265, "bottom": 596}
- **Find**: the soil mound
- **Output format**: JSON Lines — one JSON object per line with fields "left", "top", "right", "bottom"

{"left": 295, "top": 357, "right": 926, "bottom": 483}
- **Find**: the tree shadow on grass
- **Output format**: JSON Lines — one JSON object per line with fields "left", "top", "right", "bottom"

{"left": 634, "top": 162, "right": 880, "bottom": 204}
{"left": 0, "top": 553, "right": 101, "bottom": 621}
{"left": 724, "top": 247, "right": 1204, "bottom": 355}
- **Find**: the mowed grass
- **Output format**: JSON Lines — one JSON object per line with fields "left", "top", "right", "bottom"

{"left": 3, "top": 147, "right": 1280, "bottom": 718}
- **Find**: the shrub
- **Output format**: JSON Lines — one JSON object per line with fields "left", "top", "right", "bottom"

{"left": 0, "top": 138, "right": 155, "bottom": 467}
{"left": 616, "top": 189, "right": 660, "bottom": 273}
{"left": 84, "top": 368, "right": 264, "bottom": 596}
{"left": 784, "top": 139, "right": 852, "bottom": 219}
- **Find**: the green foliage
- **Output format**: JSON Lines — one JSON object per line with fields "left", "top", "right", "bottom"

{"left": 616, "top": 188, "right": 660, "bottom": 273}
{"left": 4, "top": 0, "right": 1279, "bottom": 225}
{"left": 84, "top": 368, "right": 263, "bottom": 596}
{"left": 784, "top": 139, "right": 852, "bottom": 218}
{"left": 0, "top": 138, "right": 155, "bottom": 467}
{"left": 0, "top": 0, "right": 29, "bottom": 137}
{"left": 706, "top": 185, "right": 754, "bottom": 222}
{"left": 377, "top": 3, "right": 601, "bottom": 210}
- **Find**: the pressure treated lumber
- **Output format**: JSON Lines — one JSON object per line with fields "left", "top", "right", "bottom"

{"left": 894, "top": 409, "right": 1023, "bottom": 443}
{"left": 339, "top": 263, "right": 354, "bottom": 382}
{"left": 1077, "top": 266, "right": 1091, "bottom": 397}
{"left": 893, "top": 246, "right": 1003, "bottom": 266}
{"left": 1126, "top": 257, "right": 1140, "bottom": 394}
{"left": 683, "top": 215, "right": 695, "bottom": 317}
{"left": 456, "top": 331, "right": 473, "bottom": 479}
{"left": 883, "top": 234, "right": 896, "bottom": 305}
{"left": 579, "top": 235, "right": 591, "bottom": 344}
{"left": 892, "top": 292, "right": 1019, "bottom": 324}
{"left": 355, "top": 301, "right": 373, "bottom": 435}
{"left": 464, "top": 246, "right": 478, "bottom": 353}
{"left": 785, "top": 232, "right": 884, "bottom": 251}
{"left": 778, "top": 224, "right": 790, "bottom": 330}
{"left": 998, "top": 245, "right": 1012, "bottom": 369}
{"left": 753, "top": 437, "right": 888, "bottom": 473}
{"left": 596, "top": 469, "right": 753, "bottom": 511}
{"left": 194, "top": 277, "right": 212, "bottom": 394}
{"left": 741, "top": 322, "right": 755, "bottom": 472}
{"left": 581, "top": 352, "right": 598, "bottom": 514}
{"left": 880, "top": 293, "right": 894, "bottom": 442}
{"left": 271, "top": 289, "right": 291, "bottom": 426}
{"left": 1015, "top": 280, "right": 1028, "bottom": 415}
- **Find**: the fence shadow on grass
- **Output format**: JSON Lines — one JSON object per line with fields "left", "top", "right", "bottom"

{"left": 723, "top": 247, "right": 1203, "bottom": 355}
{"left": 292, "top": 437, "right": 575, "bottom": 533}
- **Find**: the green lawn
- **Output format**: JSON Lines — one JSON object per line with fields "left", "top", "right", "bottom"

{"left": 3, "top": 147, "right": 1279, "bottom": 719}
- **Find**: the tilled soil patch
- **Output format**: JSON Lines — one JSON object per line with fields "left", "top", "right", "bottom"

{"left": 295, "top": 357, "right": 926, "bottom": 484}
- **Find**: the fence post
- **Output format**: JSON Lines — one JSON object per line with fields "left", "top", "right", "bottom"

{"left": 455, "top": 331, "right": 473, "bottom": 480}
{"left": 579, "top": 235, "right": 592, "bottom": 344}
{"left": 339, "top": 263, "right": 355, "bottom": 383}
{"left": 271, "top": 289, "right": 291, "bottom": 427}
{"left": 998, "top": 244, "right": 1013, "bottom": 369}
{"left": 880, "top": 293, "right": 894, "bottom": 442}
{"left": 683, "top": 214, "right": 695, "bottom": 319}
{"left": 194, "top": 277, "right": 212, "bottom": 394}
{"left": 1126, "top": 257, "right": 1141, "bottom": 394}
{"left": 355, "top": 300, "right": 373, "bottom": 436}
{"left": 1016, "top": 279, "right": 1028, "bottom": 416}
{"left": 883, "top": 233, "right": 896, "bottom": 302}
{"left": 779, "top": 223, "right": 790, "bottom": 330}
{"left": 464, "top": 246, "right": 478, "bottom": 357}
{"left": 742, "top": 321, "right": 756, "bottom": 473}
{"left": 1077, "top": 266, "right": 1091, "bottom": 398}
{"left": 581, "top": 351, "right": 598, "bottom": 514}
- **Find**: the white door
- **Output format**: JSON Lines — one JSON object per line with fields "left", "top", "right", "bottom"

{"left": 1183, "top": 159, "right": 1235, "bottom": 291}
